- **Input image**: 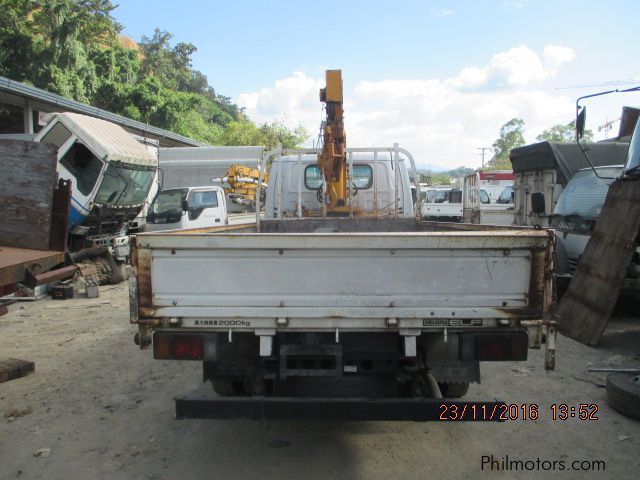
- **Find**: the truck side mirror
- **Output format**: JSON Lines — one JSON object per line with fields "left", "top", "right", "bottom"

{"left": 182, "top": 200, "right": 189, "bottom": 212}
{"left": 576, "top": 106, "right": 586, "bottom": 140}
{"left": 531, "top": 192, "right": 545, "bottom": 214}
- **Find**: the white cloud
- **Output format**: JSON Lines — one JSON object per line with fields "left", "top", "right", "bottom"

{"left": 455, "top": 66, "right": 488, "bottom": 88}
{"left": 445, "top": 45, "right": 576, "bottom": 87}
{"left": 490, "top": 46, "right": 548, "bottom": 85}
{"left": 236, "top": 46, "right": 577, "bottom": 169}
{"left": 543, "top": 45, "right": 576, "bottom": 68}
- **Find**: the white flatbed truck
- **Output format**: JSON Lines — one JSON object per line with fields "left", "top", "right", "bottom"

{"left": 129, "top": 145, "right": 557, "bottom": 421}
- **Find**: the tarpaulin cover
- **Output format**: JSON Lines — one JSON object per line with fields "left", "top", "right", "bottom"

{"left": 509, "top": 141, "right": 629, "bottom": 185}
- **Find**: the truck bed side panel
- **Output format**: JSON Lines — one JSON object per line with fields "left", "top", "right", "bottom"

{"left": 133, "top": 229, "right": 553, "bottom": 330}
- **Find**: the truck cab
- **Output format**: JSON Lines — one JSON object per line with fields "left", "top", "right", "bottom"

{"left": 145, "top": 186, "right": 228, "bottom": 231}
{"left": 551, "top": 165, "right": 640, "bottom": 294}
{"left": 33, "top": 112, "right": 158, "bottom": 261}
{"left": 263, "top": 147, "right": 415, "bottom": 218}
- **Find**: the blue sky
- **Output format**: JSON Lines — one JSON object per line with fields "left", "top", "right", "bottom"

{"left": 114, "top": 0, "right": 639, "bottom": 168}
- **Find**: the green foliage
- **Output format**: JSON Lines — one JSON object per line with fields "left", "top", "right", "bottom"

{"left": 536, "top": 120, "right": 594, "bottom": 143}
{"left": 431, "top": 173, "right": 452, "bottom": 185}
{"left": 419, "top": 173, "right": 452, "bottom": 185}
{"left": 259, "top": 118, "right": 308, "bottom": 150}
{"left": 0, "top": 0, "right": 306, "bottom": 148}
{"left": 0, "top": 0, "right": 38, "bottom": 81}
{"left": 488, "top": 118, "right": 525, "bottom": 170}
{"left": 446, "top": 166, "right": 474, "bottom": 178}
{"left": 221, "top": 118, "right": 309, "bottom": 150}
{"left": 222, "top": 121, "right": 263, "bottom": 146}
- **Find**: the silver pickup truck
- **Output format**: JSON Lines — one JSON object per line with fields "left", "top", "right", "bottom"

{"left": 129, "top": 146, "right": 556, "bottom": 421}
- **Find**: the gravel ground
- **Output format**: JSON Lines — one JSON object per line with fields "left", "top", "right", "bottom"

{"left": 1, "top": 284, "right": 639, "bottom": 480}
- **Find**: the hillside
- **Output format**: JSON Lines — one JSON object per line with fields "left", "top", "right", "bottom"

{"left": 0, "top": 0, "right": 306, "bottom": 148}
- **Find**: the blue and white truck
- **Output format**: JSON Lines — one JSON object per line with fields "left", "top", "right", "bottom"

{"left": 33, "top": 112, "right": 158, "bottom": 278}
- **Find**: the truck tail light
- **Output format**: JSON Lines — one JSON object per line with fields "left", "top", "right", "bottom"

{"left": 174, "top": 335, "right": 203, "bottom": 360}
{"left": 476, "top": 333, "right": 528, "bottom": 361}
{"left": 154, "top": 332, "right": 172, "bottom": 359}
{"left": 460, "top": 332, "right": 528, "bottom": 361}
{"left": 476, "top": 335, "right": 509, "bottom": 361}
{"left": 153, "top": 332, "right": 203, "bottom": 360}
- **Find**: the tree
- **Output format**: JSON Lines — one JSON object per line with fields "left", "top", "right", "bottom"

{"left": 222, "top": 118, "right": 309, "bottom": 150}
{"left": 139, "top": 28, "right": 198, "bottom": 93}
{"left": 488, "top": 118, "right": 525, "bottom": 170}
{"left": 0, "top": 0, "right": 39, "bottom": 82}
{"left": 418, "top": 172, "right": 452, "bottom": 185}
{"left": 0, "top": 2, "right": 277, "bottom": 148}
{"left": 446, "top": 166, "right": 474, "bottom": 178}
{"left": 259, "top": 118, "right": 308, "bottom": 150}
{"left": 537, "top": 120, "right": 594, "bottom": 143}
{"left": 431, "top": 173, "right": 452, "bottom": 185}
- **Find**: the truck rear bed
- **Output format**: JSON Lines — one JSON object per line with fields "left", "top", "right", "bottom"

{"left": 130, "top": 219, "right": 555, "bottom": 418}
{"left": 131, "top": 219, "right": 554, "bottom": 332}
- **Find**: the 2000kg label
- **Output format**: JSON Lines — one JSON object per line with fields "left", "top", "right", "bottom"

{"left": 192, "top": 320, "right": 251, "bottom": 327}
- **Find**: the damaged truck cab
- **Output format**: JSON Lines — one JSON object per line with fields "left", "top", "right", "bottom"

{"left": 34, "top": 112, "right": 158, "bottom": 262}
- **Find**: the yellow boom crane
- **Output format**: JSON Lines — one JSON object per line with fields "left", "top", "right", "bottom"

{"left": 317, "top": 69, "right": 353, "bottom": 214}
{"left": 212, "top": 164, "right": 268, "bottom": 209}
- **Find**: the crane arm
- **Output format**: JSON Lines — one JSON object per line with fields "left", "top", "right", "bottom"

{"left": 317, "top": 70, "right": 349, "bottom": 211}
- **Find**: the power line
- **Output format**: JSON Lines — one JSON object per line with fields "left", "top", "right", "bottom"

{"left": 555, "top": 80, "right": 640, "bottom": 90}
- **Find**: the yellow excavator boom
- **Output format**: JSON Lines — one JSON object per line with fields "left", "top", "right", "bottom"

{"left": 317, "top": 69, "right": 351, "bottom": 213}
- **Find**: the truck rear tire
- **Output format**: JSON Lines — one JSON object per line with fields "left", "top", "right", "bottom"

{"left": 438, "top": 381, "right": 470, "bottom": 398}
{"left": 212, "top": 379, "right": 236, "bottom": 396}
{"left": 212, "top": 378, "right": 254, "bottom": 396}
{"left": 606, "top": 373, "right": 640, "bottom": 420}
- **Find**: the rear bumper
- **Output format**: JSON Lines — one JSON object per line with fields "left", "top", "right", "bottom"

{"left": 175, "top": 394, "right": 505, "bottom": 422}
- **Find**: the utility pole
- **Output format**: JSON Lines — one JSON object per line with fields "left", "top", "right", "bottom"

{"left": 477, "top": 147, "right": 491, "bottom": 168}
{"left": 597, "top": 117, "right": 620, "bottom": 139}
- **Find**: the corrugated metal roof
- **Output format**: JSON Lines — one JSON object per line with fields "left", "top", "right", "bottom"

{"left": 0, "top": 75, "right": 206, "bottom": 147}
{"left": 51, "top": 112, "right": 157, "bottom": 166}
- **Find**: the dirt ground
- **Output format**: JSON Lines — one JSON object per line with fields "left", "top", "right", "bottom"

{"left": 1, "top": 285, "right": 639, "bottom": 480}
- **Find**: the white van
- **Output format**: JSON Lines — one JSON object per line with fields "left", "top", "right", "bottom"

{"left": 145, "top": 186, "right": 228, "bottom": 231}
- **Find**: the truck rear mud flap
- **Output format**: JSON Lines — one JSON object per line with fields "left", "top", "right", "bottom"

{"left": 175, "top": 395, "right": 505, "bottom": 422}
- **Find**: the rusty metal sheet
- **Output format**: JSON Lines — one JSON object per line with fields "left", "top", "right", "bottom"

{"left": 0, "top": 246, "right": 64, "bottom": 288}
{"left": 49, "top": 179, "right": 71, "bottom": 251}
{"left": 0, "top": 140, "right": 58, "bottom": 250}
{"left": 130, "top": 236, "right": 154, "bottom": 321}
{"left": 23, "top": 264, "right": 77, "bottom": 288}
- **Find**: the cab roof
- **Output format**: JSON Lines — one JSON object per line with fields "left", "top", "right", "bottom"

{"left": 39, "top": 112, "right": 157, "bottom": 167}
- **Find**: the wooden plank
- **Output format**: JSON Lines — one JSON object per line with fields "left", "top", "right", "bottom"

{"left": 0, "top": 358, "right": 35, "bottom": 383}
{"left": 558, "top": 179, "right": 640, "bottom": 345}
{"left": 0, "top": 140, "right": 58, "bottom": 250}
